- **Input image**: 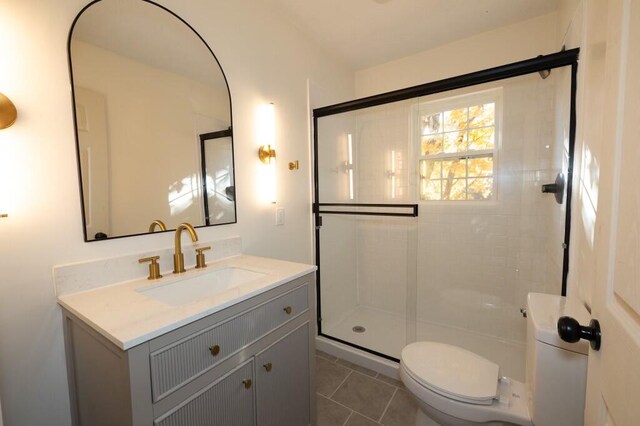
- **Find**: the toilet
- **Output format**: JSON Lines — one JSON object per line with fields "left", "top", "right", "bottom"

{"left": 400, "top": 293, "right": 590, "bottom": 425}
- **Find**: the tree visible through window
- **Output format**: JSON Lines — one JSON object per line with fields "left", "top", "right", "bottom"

{"left": 418, "top": 93, "right": 498, "bottom": 201}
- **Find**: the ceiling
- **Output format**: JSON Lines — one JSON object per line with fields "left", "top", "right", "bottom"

{"left": 266, "top": 0, "right": 560, "bottom": 69}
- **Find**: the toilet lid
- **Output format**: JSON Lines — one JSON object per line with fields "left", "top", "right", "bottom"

{"left": 401, "top": 342, "right": 499, "bottom": 405}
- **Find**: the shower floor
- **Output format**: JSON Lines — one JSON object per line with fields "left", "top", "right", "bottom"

{"left": 323, "top": 305, "right": 526, "bottom": 381}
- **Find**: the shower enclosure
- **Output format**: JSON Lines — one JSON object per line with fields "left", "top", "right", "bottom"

{"left": 313, "top": 50, "right": 578, "bottom": 381}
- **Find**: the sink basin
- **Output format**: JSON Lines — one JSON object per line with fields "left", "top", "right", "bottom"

{"left": 138, "top": 267, "right": 267, "bottom": 306}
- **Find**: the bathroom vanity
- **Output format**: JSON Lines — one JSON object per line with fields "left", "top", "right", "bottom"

{"left": 57, "top": 252, "right": 316, "bottom": 426}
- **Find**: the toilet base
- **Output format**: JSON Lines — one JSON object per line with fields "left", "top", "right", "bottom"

{"left": 416, "top": 408, "right": 441, "bottom": 426}
{"left": 414, "top": 404, "right": 512, "bottom": 426}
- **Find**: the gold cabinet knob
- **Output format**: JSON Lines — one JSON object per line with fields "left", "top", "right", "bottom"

{"left": 283, "top": 306, "right": 292, "bottom": 315}
{"left": 195, "top": 246, "right": 211, "bottom": 269}
{"left": 139, "top": 256, "right": 162, "bottom": 280}
{"left": 242, "top": 379, "right": 252, "bottom": 389}
{"left": 263, "top": 363, "right": 273, "bottom": 372}
{"left": 209, "top": 344, "right": 220, "bottom": 356}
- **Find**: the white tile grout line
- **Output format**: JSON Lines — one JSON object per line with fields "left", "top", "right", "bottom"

{"left": 377, "top": 387, "right": 398, "bottom": 423}
{"left": 342, "top": 410, "right": 354, "bottom": 426}
{"left": 329, "top": 370, "right": 353, "bottom": 399}
{"left": 328, "top": 371, "right": 398, "bottom": 425}
{"left": 317, "top": 352, "right": 405, "bottom": 424}
{"left": 321, "top": 393, "right": 382, "bottom": 426}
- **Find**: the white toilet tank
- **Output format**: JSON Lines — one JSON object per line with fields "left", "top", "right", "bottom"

{"left": 525, "top": 293, "right": 590, "bottom": 426}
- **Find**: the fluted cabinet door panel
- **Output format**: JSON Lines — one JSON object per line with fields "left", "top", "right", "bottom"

{"left": 154, "top": 360, "right": 255, "bottom": 426}
{"left": 256, "top": 323, "right": 310, "bottom": 426}
{"left": 151, "top": 284, "right": 308, "bottom": 401}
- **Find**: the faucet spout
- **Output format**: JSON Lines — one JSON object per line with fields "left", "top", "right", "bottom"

{"left": 148, "top": 219, "right": 167, "bottom": 233}
{"left": 173, "top": 223, "right": 199, "bottom": 273}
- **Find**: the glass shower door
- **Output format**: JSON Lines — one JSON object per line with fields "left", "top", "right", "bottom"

{"left": 315, "top": 103, "right": 418, "bottom": 360}
{"left": 317, "top": 208, "right": 417, "bottom": 360}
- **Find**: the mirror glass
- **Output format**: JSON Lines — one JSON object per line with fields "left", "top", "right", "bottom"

{"left": 69, "top": 0, "right": 235, "bottom": 241}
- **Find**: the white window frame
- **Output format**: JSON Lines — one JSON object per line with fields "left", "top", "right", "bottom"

{"left": 414, "top": 88, "right": 503, "bottom": 203}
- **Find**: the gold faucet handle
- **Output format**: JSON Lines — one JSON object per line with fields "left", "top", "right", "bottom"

{"left": 195, "top": 246, "right": 211, "bottom": 269}
{"left": 139, "top": 256, "right": 162, "bottom": 280}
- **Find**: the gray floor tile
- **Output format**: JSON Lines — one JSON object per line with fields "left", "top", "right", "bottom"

{"left": 316, "top": 356, "right": 352, "bottom": 397}
{"left": 380, "top": 389, "right": 418, "bottom": 426}
{"left": 345, "top": 412, "right": 380, "bottom": 426}
{"left": 317, "top": 350, "right": 339, "bottom": 362}
{"left": 336, "top": 358, "right": 378, "bottom": 377}
{"left": 332, "top": 371, "right": 395, "bottom": 421}
{"left": 317, "top": 394, "right": 351, "bottom": 426}
{"left": 375, "top": 373, "right": 405, "bottom": 389}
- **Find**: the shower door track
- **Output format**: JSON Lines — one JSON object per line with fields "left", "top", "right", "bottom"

{"left": 313, "top": 48, "right": 579, "bottom": 363}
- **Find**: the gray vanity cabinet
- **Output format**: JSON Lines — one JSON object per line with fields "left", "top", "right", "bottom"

{"left": 155, "top": 359, "right": 256, "bottom": 426}
{"left": 256, "top": 324, "right": 310, "bottom": 426}
{"left": 62, "top": 273, "right": 316, "bottom": 426}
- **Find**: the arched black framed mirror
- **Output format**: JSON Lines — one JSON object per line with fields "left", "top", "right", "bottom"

{"left": 69, "top": 0, "right": 235, "bottom": 241}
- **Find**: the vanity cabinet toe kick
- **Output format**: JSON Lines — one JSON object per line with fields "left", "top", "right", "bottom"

{"left": 62, "top": 273, "right": 316, "bottom": 426}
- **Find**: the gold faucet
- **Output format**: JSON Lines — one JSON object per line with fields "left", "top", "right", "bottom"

{"left": 148, "top": 219, "right": 167, "bottom": 232}
{"left": 173, "top": 223, "right": 199, "bottom": 273}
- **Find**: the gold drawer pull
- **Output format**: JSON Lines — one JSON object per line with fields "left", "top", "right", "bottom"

{"left": 283, "top": 306, "right": 292, "bottom": 315}
{"left": 263, "top": 362, "right": 273, "bottom": 372}
{"left": 242, "top": 379, "right": 252, "bottom": 389}
{"left": 209, "top": 344, "right": 220, "bottom": 356}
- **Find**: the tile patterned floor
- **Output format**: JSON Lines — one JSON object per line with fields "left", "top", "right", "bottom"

{"left": 315, "top": 351, "right": 418, "bottom": 426}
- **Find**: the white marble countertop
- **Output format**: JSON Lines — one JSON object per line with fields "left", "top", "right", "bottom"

{"left": 57, "top": 255, "right": 316, "bottom": 350}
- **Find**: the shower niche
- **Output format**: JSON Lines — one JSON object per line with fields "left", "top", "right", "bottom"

{"left": 313, "top": 50, "right": 578, "bottom": 380}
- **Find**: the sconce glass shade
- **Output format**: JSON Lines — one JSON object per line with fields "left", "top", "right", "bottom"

{"left": 0, "top": 92, "right": 17, "bottom": 130}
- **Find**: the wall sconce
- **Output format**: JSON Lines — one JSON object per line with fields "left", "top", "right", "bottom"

{"left": 257, "top": 103, "right": 276, "bottom": 203}
{"left": 0, "top": 92, "right": 17, "bottom": 130}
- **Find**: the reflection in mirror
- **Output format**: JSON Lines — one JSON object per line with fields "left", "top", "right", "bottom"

{"left": 200, "top": 129, "right": 236, "bottom": 226}
{"left": 69, "top": 0, "right": 235, "bottom": 241}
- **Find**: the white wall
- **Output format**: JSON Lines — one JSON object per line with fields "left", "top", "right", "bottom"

{"left": 0, "top": 0, "right": 353, "bottom": 425}
{"left": 560, "top": 0, "right": 604, "bottom": 308}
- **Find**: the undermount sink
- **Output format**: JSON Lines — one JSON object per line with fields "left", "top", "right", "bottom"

{"left": 137, "top": 267, "right": 267, "bottom": 306}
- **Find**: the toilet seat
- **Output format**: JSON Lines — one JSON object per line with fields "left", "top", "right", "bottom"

{"left": 399, "top": 361, "right": 532, "bottom": 426}
{"left": 401, "top": 342, "right": 499, "bottom": 405}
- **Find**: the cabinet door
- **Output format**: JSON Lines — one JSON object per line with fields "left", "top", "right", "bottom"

{"left": 256, "top": 323, "right": 310, "bottom": 426}
{"left": 155, "top": 360, "right": 255, "bottom": 426}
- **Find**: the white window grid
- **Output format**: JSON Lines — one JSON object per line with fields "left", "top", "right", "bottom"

{"left": 415, "top": 88, "right": 502, "bottom": 202}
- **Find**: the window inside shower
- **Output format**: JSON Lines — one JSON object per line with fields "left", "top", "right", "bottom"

{"left": 417, "top": 89, "right": 500, "bottom": 202}
{"left": 313, "top": 51, "right": 578, "bottom": 381}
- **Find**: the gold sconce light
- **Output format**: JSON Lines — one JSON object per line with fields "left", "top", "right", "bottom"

{"left": 0, "top": 92, "right": 17, "bottom": 130}
{"left": 258, "top": 145, "right": 276, "bottom": 164}
{"left": 288, "top": 160, "right": 299, "bottom": 170}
